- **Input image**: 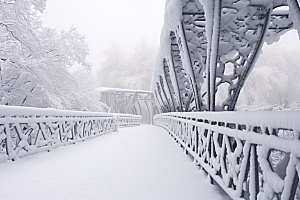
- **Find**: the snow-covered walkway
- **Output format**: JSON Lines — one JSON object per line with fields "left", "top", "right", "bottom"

{"left": 0, "top": 125, "right": 229, "bottom": 200}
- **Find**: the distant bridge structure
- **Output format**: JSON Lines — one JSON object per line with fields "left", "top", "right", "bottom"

{"left": 97, "top": 88, "right": 160, "bottom": 124}
{"left": 152, "top": 0, "right": 300, "bottom": 112}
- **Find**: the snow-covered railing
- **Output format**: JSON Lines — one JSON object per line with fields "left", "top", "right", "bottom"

{"left": 117, "top": 114, "right": 142, "bottom": 128}
{"left": 0, "top": 106, "right": 141, "bottom": 163}
{"left": 154, "top": 111, "right": 300, "bottom": 200}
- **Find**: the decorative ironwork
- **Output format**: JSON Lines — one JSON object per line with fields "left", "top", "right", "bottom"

{"left": 0, "top": 106, "right": 141, "bottom": 163}
{"left": 154, "top": 111, "right": 300, "bottom": 200}
{"left": 170, "top": 31, "right": 194, "bottom": 112}
{"left": 152, "top": 0, "right": 299, "bottom": 112}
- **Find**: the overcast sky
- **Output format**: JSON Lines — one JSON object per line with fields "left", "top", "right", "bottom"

{"left": 41, "top": 0, "right": 300, "bottom": 73}
{"left": 41, "top": 0, "right": 165, "bottom": 72}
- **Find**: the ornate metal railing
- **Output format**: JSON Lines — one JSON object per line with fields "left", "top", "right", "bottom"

{"left": 0, "top": 106, "right": 141, "bottom": 163}
{"left": 154, "top": 111, "right": 300, "bottom": 200}
{"left": 117, "top": 114, "right": 142, "bottom": 128}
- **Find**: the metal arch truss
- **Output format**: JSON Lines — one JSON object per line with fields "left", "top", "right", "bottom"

{"left": 153, "top": 0, "right": 298, "bottom": 112}
{"left": 98, "top": 88, "right": 160, "bottom": 124}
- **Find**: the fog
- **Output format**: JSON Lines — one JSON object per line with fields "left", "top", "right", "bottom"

{"left": 41, "top": 0, "right": 165, "bottom": 72}
{"left": 41, "top": 1, "right": 300, "bottom": 108}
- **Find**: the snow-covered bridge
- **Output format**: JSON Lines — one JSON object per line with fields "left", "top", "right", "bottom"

{"left": 1, "top": 0, "right": 300, "bottom": 200}
{"left": 1, "top": 106, "right": 300, "bottom": 199}
{"left": 0, "top": 124, "right": 229, "bottom": 200}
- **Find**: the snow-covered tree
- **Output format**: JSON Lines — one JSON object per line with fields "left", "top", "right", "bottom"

{"left": 0, "top": 0, "right": 46, "bottom": 58}
{"left": 39, "top": 27, "right": 91, "bottom": 69}
{"left": 97, "top": 39, "right": 157, "bottom": 90}
{"left": 0, "top": 0, "right": 48, "bottom": 107}
{"left": 237, "top": 35, "right": 300, "bottom": 109}
{"left": 129, "top": 38, "right": 157, "bottom": 90}
{"left": 72, "top": 68, "right": 104, "bottom": 111}
{"left": 0, "top": 0, "right": 101, "bottom": 111}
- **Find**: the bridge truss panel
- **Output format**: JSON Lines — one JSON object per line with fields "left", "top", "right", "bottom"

{"left": 97, "top": 88, "right": 160, "bottom": 124}
{"left": 152, "top": 0, "right": 298, "bottom": 112}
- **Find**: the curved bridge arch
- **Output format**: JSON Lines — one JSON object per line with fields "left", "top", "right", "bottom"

{"left": 152, "top": 0, "right": 299, "bottom": 112}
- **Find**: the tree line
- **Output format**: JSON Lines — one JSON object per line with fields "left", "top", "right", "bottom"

{"left": 237, "top": 33, "right": 300, "bottom": 110}
{"left": 0, "top": 0, "right": 103, "bottom": 111}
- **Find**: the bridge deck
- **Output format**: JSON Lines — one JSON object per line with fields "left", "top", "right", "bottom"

{"left": 0, "top": 125, "right": 229, "bottom": 200}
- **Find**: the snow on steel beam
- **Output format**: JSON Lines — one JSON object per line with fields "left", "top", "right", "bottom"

{"left": 214, "top": 2, "right": 274, "bottom": 111}
{"left": 265, "top": 5, "right": 293, "bottom": 42}
{"left": 153, "top": 0, "right": 297, "bottom": 113}
{"left": 170, "top": 31, "right": 194, "bottom": 111}
{"left": 180, "top": 0, "right": 207, "bottom": 111}
{"left": 157, "top": 81, "right": 172, "bottom": 112}
{"left": 159, "top": 75, "right": 173, "bottom": 112}
{"left": 163, "top": 58, "right": 178, "bottom": 111}
{"left": 169, "top": 32, "right": 184, "bottom": 111}
{"left": 152, "top": 0, "right": 207, "bottom": 112}
{"left": 287, "top": 0, "right": 300, "bottom": 38}
{"left": 154, "top": 89, "right": 165, "bottom": 113}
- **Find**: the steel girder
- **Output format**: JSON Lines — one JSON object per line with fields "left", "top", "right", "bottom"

{"left": 153, "top": 0, "right": 297, "bottom": 112}
{"left": 98, "top": 88, "right": 160, "bottom": 124}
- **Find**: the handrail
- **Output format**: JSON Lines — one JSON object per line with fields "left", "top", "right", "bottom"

{"left": 154, "top": 111, "right": 300, "bottom": 200}
{"left": 0, "top": 106, "right": 141, "bottom": 163}
{"left": 117, "top": 113, "right": 142, "bottom": 128}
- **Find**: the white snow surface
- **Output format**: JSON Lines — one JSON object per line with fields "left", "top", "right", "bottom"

{"left": 0, "top": 125, "right": 228, "bottom": 200}
{"left": 96, "top": 87, "right": 152, "bottom": 94}
{"left": 164, "top": 0, "right": 182, "bottom": 31}
{"left": 151, "top": 0, "right": 182, "bottom": 90}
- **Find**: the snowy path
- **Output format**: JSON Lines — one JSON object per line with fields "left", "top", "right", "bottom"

{"left": 0, "top": 125, "right": 229, "bottom": 200}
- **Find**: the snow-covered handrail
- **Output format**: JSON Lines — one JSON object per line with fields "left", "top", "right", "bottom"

{"left": 0, "top": 106, "right": 141, "bottom": 163}
{"left": 117, "top": 114, "right": 142, "bottom": 128}
{"left": 154, "top": 111, "right": 300, "bottom": 200}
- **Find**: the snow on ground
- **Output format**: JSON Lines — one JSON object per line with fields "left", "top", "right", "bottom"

{"left": 0, "top": 125, "right": 229, "bottom": 200}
